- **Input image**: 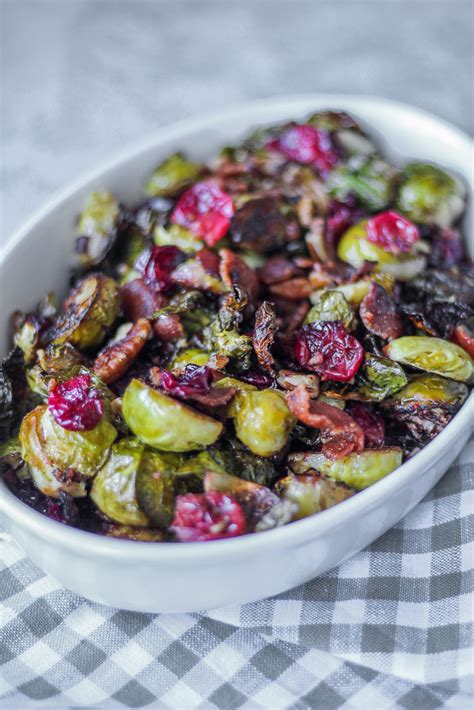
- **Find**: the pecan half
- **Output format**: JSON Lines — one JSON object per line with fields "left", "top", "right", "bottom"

{"left": 93, "top": 318, "right": 151, "bottom": 384}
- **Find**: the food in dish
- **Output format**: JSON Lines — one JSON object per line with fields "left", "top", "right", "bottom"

{"left": 1, "top": 109, "right": 472, "bottom": 543}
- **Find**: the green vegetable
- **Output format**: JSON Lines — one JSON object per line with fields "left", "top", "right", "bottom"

{"left": 40, "top": 407, "right": 117, "bottom": 477}
{"left": 311, "top": 274, "right": 395, "bottom": 307}
{"left": 385, "top": 336, "right": 473, "bottom": 383}
{"left": 154, "top": 224, "right": 202, "bottom": 253}
{"left": 135, "top": 450, "right": 182, "bottom": 527}
{"left": 288, "top": 448, "right": 403, "bottom": 489}
{"left": 52, "top": 274, "right": 120, "bottom": 350}
{"left": 19, "top": 406, "right": 86, "bottom": 497}
{"left": 76, "top": 191, "right": 120, "bottom": 267}
{"left": 307, "top": 110, "right": 376, "bottom": 155}
{"left": 324, "top": 353, "right": 408, "bottom": 402}
{"left": 122, "top": 379, "right": 223, "bottom": 451}
{"left": 391, "top": 374, "right": 469, "bottom": 405}
{"left": 91, "top": 438, "right": 149, "bottom": 526}
{"left": 229, "top": 389, "right": 295, "bottom": 457}
{"left": 275, "top": 473, "right": 354, "bottom": 518}
{"left": 327, "top": 155, "right": 398, "bottom": 211}
{"left": 396, "top": 162, "right": 466, "bottom": 227}
{"left": 170, "top": 349, "right": 211, "bottom": 368}
{"left": 145, "top": 152, "right": 203, "bottom": 196}
{"left": 305, "top": 290, "right": 354, "bottom": 329}
{"left": 203, "top": 321, "right": 252, "bottom": 366}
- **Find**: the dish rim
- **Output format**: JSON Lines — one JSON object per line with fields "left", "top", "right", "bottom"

{"left": 1, "top": 93, "right": 473, "bottom": 560}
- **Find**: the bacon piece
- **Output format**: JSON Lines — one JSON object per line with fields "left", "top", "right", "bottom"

{"left": 252, "top": 301, "right": 277, "bottom": 373}
{"left": 219, "top": 248, "right": 260, "bottom": 304}
{"left": 93, "top": 318, "right": 151, "bottom": 384}
{"left": 360, "top": 282, "right": 403, "bottom": 341}
{"left": 285, "top": 385, "right": 364, "bottom": 459}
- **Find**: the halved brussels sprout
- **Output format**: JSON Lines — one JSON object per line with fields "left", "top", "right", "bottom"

{"left": 228, "top": 389, "right": 295, "bottom": 457}
{"left": 154, "top": 224, "right": 203, "bottom": 253}
{"left": 337, "top": 220, "right": 426, "bottom": 281}
{"left": 135, "top": 450, "right": 182, "bottom": 527}
{"left": 19, "top": 406, "right": 86, "bottom": 497}
{"left": 213, "top": 376, "right": 257, "bottom": 392}
{"left": 76, "top": 191, "right": 121, "bottom": 267}
{"left": 396, "top": 162, "right": 466, "bottom": 228}
{"left": 275, "top": 473, "right": 354, "bottom": 518}
{"left": 122, "top": 379, "right": 223, "bottom": 451}
{"left": 204, "top": 470, "right": 279, "bottom": 529}
{"left": 26, "top": 344, "right": 85, "bottom": 399}
{"left": 305, "top": 290, "right": 354, "bottom": 329}
{"left": 327, "top": 155, "right": 398, "bottom": 211}
{"left": 91, "top": 438, "right": 149, "bottom": 526}
{"left": 288, "top": 447, "right": 403, "bottom": 489}
{"left": 323, "top": 353, "right": 407, "bottom": 403}
{"left": 384, "top": 337, "right": 473, "bottom": 383}
{"left": 40, "top": 406, "right": 117, "bottom": 477}
{"left": 52, "top": 274, "right": 120, "bottom": 350}
{"left": 306, "top": 110, "right": 376, "bottom": 155}
{"left": 145, "top": 152, "right": 203, "bottom": 197}
{"left": 203, "top": 321, "right": 252, "bottom": 365}
{"left": 391, "top": 374, "right": 469, "bottom": 405}
{"left": 311, "top": 274, "right": 395, "bottom": 307}
{"left": 170, "top": 348, "right": 211, "bottom": 369}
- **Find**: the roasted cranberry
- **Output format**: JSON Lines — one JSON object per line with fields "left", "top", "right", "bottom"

{"left": 171, "top": 181, "right": 235, "bottom": 246}
{"left": 268, "top": 124, "right": 339, "bottom": 174}
{"left": 48, "top": 374, "right": 104, "bottom": 431}
{"left": 135, "top": 245, "right": 185, "bottom": 292}
{"left": 294, "top": 321, "right": 363, "bottom": 382}
{"left": 160, "top": 365, "right": 216, "bottom": 399}
{"left": 327, "top": 198, "right": 363, "bottom": 245}
{"left": 347, "top": 402, "right": 385, "bottom": 448}
{"left": 238, "top": 371, "right": 274, "bottom": 389}
{"left": 171, "top": 491, "right": 246, "bottom": 542}
{"left": 366, "top": 211, "right": 420, "bottom": 254}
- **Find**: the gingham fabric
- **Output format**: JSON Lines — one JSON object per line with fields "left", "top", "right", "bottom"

{"left": 1, "top": 441, "right": 473, "bottom": 709}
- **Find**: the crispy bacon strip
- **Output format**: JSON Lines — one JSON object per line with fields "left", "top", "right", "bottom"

{"left": 93, "top": 318, "right": 151, "bottom": 384}
{"left": 252, "top": 301, "right": 277, "bottom": 373}
{"left": 285, "top": 385, "right": 364, "bottom": 459}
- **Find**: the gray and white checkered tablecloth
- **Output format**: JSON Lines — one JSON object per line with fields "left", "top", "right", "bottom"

{"left": 1, "top": 440, "right": 473, "bottom": 709}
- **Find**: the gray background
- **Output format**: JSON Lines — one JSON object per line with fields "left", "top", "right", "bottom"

{"left": 1, "top": 0, "right": 473, "bottom": 241}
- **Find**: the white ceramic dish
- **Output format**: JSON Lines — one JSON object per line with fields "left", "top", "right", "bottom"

{"left": 1, "top": 95, "right": 473, "bottom": 613}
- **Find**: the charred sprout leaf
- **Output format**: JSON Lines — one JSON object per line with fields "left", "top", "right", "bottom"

{"left": 252, "top": 301, "right": 277, "bottom": 372}
{"left": 145, "top": 152, "right": 203, "bottom": 197}
{"left": 19, "top": 406, "right": 87, "bottom": 497}
{"left": 91, "top": 438, "right": 149, "bottom": 526}
{"left": 153, "top": 224, "right": 202, "bottom": 253}
{"left": 51, "top": 274, "right": 120, "bottom": 350}
{"left": 0, "top": 348, "right": 27, "bottom": 442}
{"left": 228, "top": 389, "right": 295, "bottom": 457}
{"left": 396, "top": 162, "right": 466, "bottom": 228}
{"left": 230, "top": 196, "right": 288, "bottom": 253}
{"left": 305, "top": 290, "right": 354, "bottom": 330}
{"left": 288, "top": 447, "right": 403, "bottom": 490}
{"left": 135, "top": 449, "right": 179, "bottom": 527}
{"left": 13, "top": 318, "right": 41, "bottom": 365}
{"left": 40, "top": 406, "right": 117, "bottom": 477}
{"left": 385, "top": 336, "right": 473, "bottom": 383}
{"left": 327, "top": 155, "right": 398, "bottom": 211}
{"left": 75, "top": 191, "right": 121, "bottom": 267}
{"left": 203, "top": 320, "right": 252, "bottom": 368}
{"left": 208, "top": 438, "right": 277, "bottom": 486}
{"left": 122, "top": 379, "right": 223, "bottom": 451}
{"left": 275, "top": 473, "right": 354, "bottom": 518}
{"left": 171, "top": 258, "right": 228, "bottom": 295}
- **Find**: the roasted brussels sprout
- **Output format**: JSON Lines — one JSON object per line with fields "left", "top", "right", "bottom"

{"left": 203, "top": 321, "right": 252, "bottom": 366}
{"left": 0, "top": 348, "right": 27, "bottom": 442}
{"left": 153, "top": 224, "right": 203, "bottom": 253}
{"left": 204, "top": 470, "right": 279, "bottom": 530}
{"left": 396, "top": 162, "right": 466, "bottom": 227}
{"left": 311, "top": 274, "right": 395, "bottom": 307}
{"left": 52, "top": 274, "right": 120, "bottom": 350}
{"left": 91, "top": 438, "right": 148, "bottom": 526}
{"left": 307, "top": 110, "right": 376, "bottom": 156}
{"left": 122, "top": 379, "right": 223, "bottom": 451}
{"left": 288, "top": 447, "right": 403, "bottom": 489}
{"left": 323, "top": 353, "right": 408, "bottom": 403}
{"left": 145, "top": 152, "right": 203, "bottom": 197}
{"left": 135, "top": 450, "right": 181, "bottom": 527}
{"left": 382, "top": 374, "right": 469, "bottom": 440}
{"left": 19, "top": 406, "right": 87, "bottom": 497}
{"left": 305, "top": 290, "right": 354, "bottom": 329}
{"left": 327, "top": 155, "right": 398, "bottom": 211}
{"left": 275, "top": 473, "right": 354, "bottom": 518}
{"left": 171, "top": 348, "right": 211, "bottom": 369}
{"left": 385, "top": 336, "right": 473, "bottom": 383}
{"left": 75, "top": 191, "right": 121, "bottom": 267}
{"left": 40, "top": 406, "right": 117, "bottom": 477}
{"left": 228, "top": 389, "right": 295, "bottom": 457}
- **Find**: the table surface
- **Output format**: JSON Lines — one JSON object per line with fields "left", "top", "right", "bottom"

{"left": 1, "top": 0, "right": 473, "bottom": 241}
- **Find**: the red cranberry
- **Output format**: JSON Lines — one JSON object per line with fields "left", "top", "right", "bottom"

{"left": 294, "top": 321, "right": 363, "bottom": 382}
{"left": 268, "top": 124, "right": 339, "bottom": 174}
{"left": 238, "top": 371, "right": 274, "bottom": 389}
{"left": 160, "top": 365, "right": 215, "bottom": 399}
{"left": 366, "top": 211, "right": 419, "bottom": 254}
{"left": 327, "top": 199, "right": 364, "bottom": 245}
{"left": 171, "top": 491, "right": 246, "bottom": 542}
{"left": 347, "top": 402, "right": 385, "bottom": 448}
{"left": 171, "top": 181, "right": 235, "bottom": 246}
{"left": 48, "top": 374, "right": 104, "bottom": 431}
{"left": 135, "top": 245, "right": 185, "bottom": 292}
